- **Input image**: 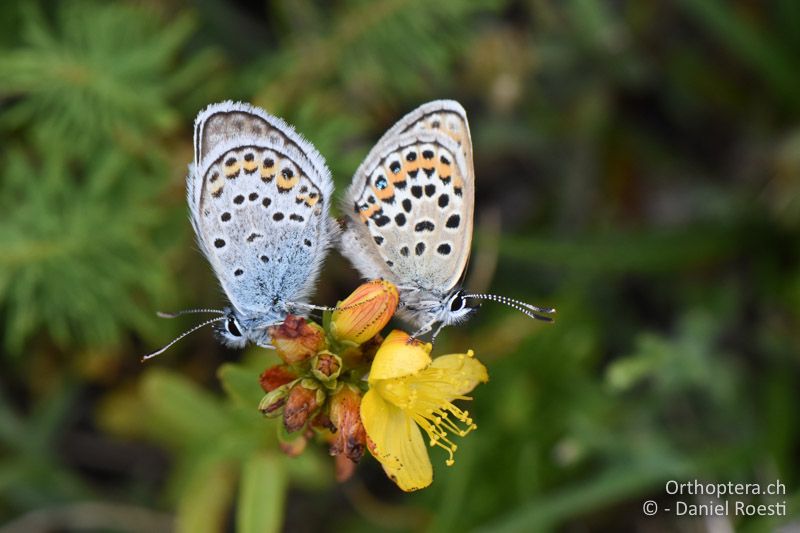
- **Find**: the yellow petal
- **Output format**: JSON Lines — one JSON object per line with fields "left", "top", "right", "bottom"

{"left": 429, "top": 351, "right": 489, "bottom": 397}
{"left": 360, "top": 388, "right": 432, "bottom": 491}
{"left": 368, "top": 330, "right": 431, "bottom": 382}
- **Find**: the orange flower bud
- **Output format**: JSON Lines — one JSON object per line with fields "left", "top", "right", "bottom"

{"left": 329, "top": 386, "right": 366, "bottom": 463}
{"left": 335, "top": 453, "right": 357, "bottom": 482}
{"left": 283, "top": 380, "right": 322, "bottom": 433}
{"left": 268, "top": 315, "right": 326, "bottom": 364}
{"left": 311, "top": 351, "right": 342, "bottom": 382}
{"left": 259, "top": 365, "right": 297, "bottom": 392}
{"left": 331, "top": 280, "right": 399, "bottom": 344}
{"left": 258, "top": 384, "right": 292, "bottom": 417}
{"left": 278, "top": 431, "right": 308, "bottom": 457}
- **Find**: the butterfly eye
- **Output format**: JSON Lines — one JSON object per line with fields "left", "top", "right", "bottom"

{"left": 450, "top": 296, "right": 465, "bottom": 312}
{"left": 227, "top": 317, "right": 242, "bottom": 337}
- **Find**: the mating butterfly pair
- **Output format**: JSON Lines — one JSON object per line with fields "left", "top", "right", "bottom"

{"left": 145, "top": 101, "right": 554, "bottom": 359}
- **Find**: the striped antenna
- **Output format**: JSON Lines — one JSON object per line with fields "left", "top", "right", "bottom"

{"left": 142, "top": 316, "right": 226, "bottom": 362}
{"left": 156, "top": 308, "right": 224, "bottom": 318}
{"left": 463, "top": 293, "right": 556, "bottom": 322}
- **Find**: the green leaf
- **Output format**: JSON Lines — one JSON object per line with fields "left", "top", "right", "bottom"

{"left": 141, "top": 369, "right": 231, "bottom": 445}
{"left": 218, "top": 363, "right": 265, "bottom": 408}
{"left": 0, "top": 1, "right": 216, "bottom": 150}
{"left": 175, "top": 457, "right": 237, "bottom": 533}
{"left": 0, "top": 141, "right": 173, "bottom": 354}
{"left": 236, "top": 453, "right": 287, "bottom": 533}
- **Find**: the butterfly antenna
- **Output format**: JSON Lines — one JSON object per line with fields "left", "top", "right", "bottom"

{"left": 464, "top": 293, "right": 556, "bottom": 322}
{"left": 142, "top": 316, "right": 226, "bottom": 362}
{"left": 284, "top": 300, "right": 382, "bottom": 314}
{"left": 285, "top": 302, "right": 337, "bottom": 313}
{"left": 156, "top": 308, "right": 224, "bottom": 319}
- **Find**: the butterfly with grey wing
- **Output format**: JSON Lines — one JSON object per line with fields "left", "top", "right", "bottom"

{"left": 144, "top": 101, "right": 337, "bottom": 360}
{"left": 338, "top": 100, "right": 555, "bottom": 343}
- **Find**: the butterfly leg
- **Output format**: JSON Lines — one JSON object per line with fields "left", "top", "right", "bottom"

{"left": 408, "top": 321, "right": 435, "bottom": 344}
{"left": 430, "top": 321, "right": 448, "bottom": 344}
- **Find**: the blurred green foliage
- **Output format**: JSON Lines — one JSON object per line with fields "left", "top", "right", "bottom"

{"left": 1, "top": 0, "right": 799, "bottom": 531}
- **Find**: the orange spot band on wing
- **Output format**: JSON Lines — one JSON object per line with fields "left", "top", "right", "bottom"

{"left": 277, "top": 173, "right": 300, "bottom": 191}
{"left": 359, "top": 203, "right": 379, "bottom": 223}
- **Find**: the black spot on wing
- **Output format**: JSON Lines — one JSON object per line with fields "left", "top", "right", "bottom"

{"left": 373, "top": 214, "right": 391, "bottom": 227}
{"left": 446, "top": 214, "right": 461, "bottom": 229}
{"left": 415, "top": 220, "right": 435, "bottom": 232}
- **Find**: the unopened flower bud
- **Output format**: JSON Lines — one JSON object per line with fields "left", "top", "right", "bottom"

{"left": 311, "top": 351, "right": 342, "bottom": 383}
{"left": 277, "top": 428, "right": 308, "bottom": 457}
{"left": 259, "top": 365, "right": 297, "bottom": 392}
{"left": 335, "top": 453, "right": 357, "bottom": 482}
{"left": 259, "top": 383, "right": 292, "bottom": 417}
{"left": 331, "top": 280, "right": 399, "bottom": 344}
{"left": 329, "top": 385, "right": 366, "bottom": 463}
{"left": 283, "top": 379, "right": 323, "bottom": 433}
{"left": 268, "top": 315, "right": 326, "bottom": 364}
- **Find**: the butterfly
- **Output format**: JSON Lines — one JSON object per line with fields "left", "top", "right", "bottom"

{"left": 338, "top": 100, "right": 555, "bottom": 342}
{"left": 144, "top": 101, "right": 336, "bottom": 359}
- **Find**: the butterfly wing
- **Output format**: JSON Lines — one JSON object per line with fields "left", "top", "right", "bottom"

{"left": 189, "top": 101, "right": 335, "bottom": 317}
{"left": 340, "top": 100, "right": 474, "bottom": 298}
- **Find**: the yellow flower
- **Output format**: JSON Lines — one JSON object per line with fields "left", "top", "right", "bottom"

{"left": 331, "top": 280, "right": 399, "bottom": 344}
{"left": 360, "top": 330, "right": 488, "bottom": 491}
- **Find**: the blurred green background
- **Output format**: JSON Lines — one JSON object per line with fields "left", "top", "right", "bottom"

{"left": 1, "top": 0, "right": 799, "bottom": 531}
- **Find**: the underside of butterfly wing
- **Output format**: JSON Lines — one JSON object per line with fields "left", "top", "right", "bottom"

{"left": 189, "top": 102, "right": 335, "bottom": 318}
{"left": 340, "top": 100, "right": 475, "bottom": 300}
